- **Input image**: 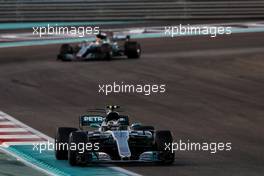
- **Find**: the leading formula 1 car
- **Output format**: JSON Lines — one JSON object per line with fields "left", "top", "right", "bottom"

{"left": 57, "top": 34, "right": 141, "bottom": 61}
{"left": 55, "top": 105, "right": 175, "bottom": 166}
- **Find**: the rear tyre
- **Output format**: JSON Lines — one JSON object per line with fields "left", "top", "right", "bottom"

{"left": 57, "top": 44, "right": 74, "bottom": 61}
{"left": 68, "top": 131, "right": 89, "bottom": 166}
{"left": 55, "top": 127, "right": 78, "bottom": 160}
{"left": 124, "top": 41, "right": 141, "bottom": 59}
{"left": 155, "top": 130, "right": 175, "bottom": 165}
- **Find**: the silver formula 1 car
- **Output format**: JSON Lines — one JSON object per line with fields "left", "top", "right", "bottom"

{"left": 57, "top": 34, "right": 141, "bottom": 61}
{"left": 55, "top": 105, "right": 175, "bottom": 166}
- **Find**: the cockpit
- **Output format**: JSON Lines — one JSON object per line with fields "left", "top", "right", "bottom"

{"left": 100, "top": 112, "right": 129, "bottom": 131}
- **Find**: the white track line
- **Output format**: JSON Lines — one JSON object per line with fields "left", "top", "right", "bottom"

{"left": 0, "top": 141, "right": 47, "bottom": 149}
{"left": 110, "top": 167, "right": 143, "bottom": 176}
{"left": 0, "top": 121, "right": 15, "bottom": 125}
{"left": 0, "top": 135, "right": 41, "bottom": 139}
{"left": 0, "top": 128, "right": 28, "bottom": 132}
{"left": 2, "top": 141, "right": 48, "bottom": 147}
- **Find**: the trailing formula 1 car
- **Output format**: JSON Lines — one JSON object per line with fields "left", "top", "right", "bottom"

{"left": 57, "top": 34, "right": 141, "bottom": 61}
{"left": 55, "top": 105, "right": 175, "bottom": 166}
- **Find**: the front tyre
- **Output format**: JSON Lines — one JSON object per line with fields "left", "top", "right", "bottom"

{"left": 55, "top": 127, "right": 78, "bottom": 160}
{"left": 57, "top": 44, "right": 74, "bottom": 61}
{"left": 68, "top": 131, "right": 90, "bottom": 166}
{"left": 124, "top": 41, "right": 141, "bottom": 59}
{"left": 155, "top": 130, "right": 175, "bottom": 165}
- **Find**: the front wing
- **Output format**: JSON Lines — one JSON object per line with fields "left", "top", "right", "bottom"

{"left": 89, "top": 151, "right": 162, "bottom": 163}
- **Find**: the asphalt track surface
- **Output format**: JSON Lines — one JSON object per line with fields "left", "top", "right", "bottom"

{"left": 0, "top": 32, "right": 264, "bottom": 176}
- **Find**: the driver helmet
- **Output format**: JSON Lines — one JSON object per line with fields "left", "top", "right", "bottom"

{"left": 106, "top": 111, "right": 119, "bottom": 122}
{"left": 96, "top": 33, "right": 107, "bottom": 40}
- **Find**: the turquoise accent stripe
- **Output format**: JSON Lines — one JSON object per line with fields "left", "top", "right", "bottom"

{"left": 6, "top": 145, "right": 128, "bottom": 176}
{"left": 0, "top": 26, "right": 264, "bottom": 48}
{"left": 0, "top": 21, "right": 137, "bottom": 30}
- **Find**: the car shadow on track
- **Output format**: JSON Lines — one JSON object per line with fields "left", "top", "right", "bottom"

{"left": 77, "top": 159, "right": 195, "bottom": 168}
{"left": 57, "top": 56, "right": 140, "bottom": 62}
{"left": 113, "top": 160, "right": 194, "bottom": 168}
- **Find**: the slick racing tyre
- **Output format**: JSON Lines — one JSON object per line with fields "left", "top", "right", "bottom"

{"left": 55, "top": 127, "right": 78, "bottom": 160}
{"left": 57, "top": 44, "right": 74, "bottom": 61}
{"left": 60, "top": 44, "right": 74, "bottom": 54}
{"left": 124, "top": 41, "right": 141, "bottom": 59}
{"left": 155, "top": 130, "right": 175, "bottom": 165}
{"left": 68, "top": 131, "right": 90, "bottom": 166}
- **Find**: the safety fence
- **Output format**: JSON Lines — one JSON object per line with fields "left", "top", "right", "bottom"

{"left": 1, "top": 0, "right": 264, "bottom": 22}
